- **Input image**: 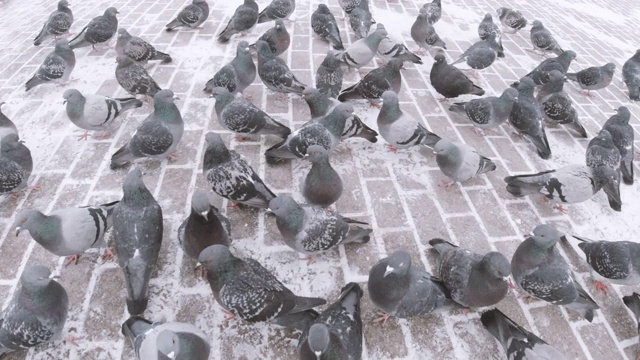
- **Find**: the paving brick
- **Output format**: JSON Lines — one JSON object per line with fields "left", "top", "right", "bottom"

{"left": 366, "top": 179, "right": 408, "bottom": 228}
{"left": 467, "top": 189, "right": 516, "bottom": 238}
{"left": 530, "top": 305, "right": 589, "bottom": 359}
{"left": 579, "top": 323, "right": 626, "bottom": 360}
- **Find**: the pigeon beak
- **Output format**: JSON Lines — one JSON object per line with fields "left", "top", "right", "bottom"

{"left": 63, "top": 100, "right": 67, "bottom": 105}
{"left": 383, "top": 265, "right": 394, "bottom": 277}
{"left": 303, "top": 154, "right": 310, "bottom": 160}
{"left": 194, "top": 262, "right": 203, "bottom": 273}
{"left": 200, "top": 211, "right": 208, "bottom": 221}
{"left": 15, "top": 227, "right": 21, "bottom": 236}
{"left": 173, "top": 95, "right": 181, "bottom": 101}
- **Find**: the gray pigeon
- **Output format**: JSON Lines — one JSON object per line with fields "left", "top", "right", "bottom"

{"left": 481, "top": 309, "right": 567, "bottom": 360}
{"left": 624, "top": 293, "right": 640, "bottom": 333}
{"left": 511, "top": 224, "right": 599, "bottom": 321}
{"left": 411, "top": 8, "right": 447, "bottom": 53}
{"left": 198, "top": 245, "right": 325, "bottom": 330}
{"left": 376, "top": 24, "right": 422, "bottom": 65}
{"left": 566, "top": 63, "right": 615, "bottom": 95}
{"left": 25, "top": 39, "right": 76, "bottom": 92}
{"left": 537, "top": 70, "right": 587, "bottom": 138}
{"left": 34, "top": 0, "right": 74, "bottom": 46}
{"left": 210, "top": 87, "right": 291, "bottom": 138}
{"left": 257, "top": 0, "right": 295, "bottom": 23}
{"left": 509, "top": 77, "right": 552, "bottom": 159}
{"left": 301, "top": 87, "right": 378, "bottom": 142}
{"left": 0, "top": 102, "right": 18, "bottom": 140}
{"left": 256, "top": 40, "right": 306, "bottom": 95}
{"left": 334, "top": 27, "right": 388, "bottom": 69}
{"left": 422, "top": 0, "right": 441, "bottom": 24}
{"left": 377, "top": 90, "right": 440, "bottom": 151}
{"left": 367, "top": 250, "right": 453, "bottom": 323}
{"left": 203, "top": 132, "right": 276, "bottom": 208}
{"left": 434, "top": 139, "right": 497, "bottom": 184}
{"left": 297, "top": 283, "right": 363, "bottom": 360}
{"left": 339, "top": 0, "right": 364, "bottom": 15}
{"left": 302, "top": 145, "right": 343, "bottom": 207}
{"left": 0, "top": 265, "right": 68, "bottom": 355}
{"left": 14, "top": 201, "right": 119, "bottom": 265}
{"left": 204, "top": 41, "right": 256, "bottom": 96}
{"left": 110, "top": 90, "right": 183, "bottom": 169}
{"left": 521, "top": 50, "right": 577, "bottom": 86}
{"left": 122, "top": 316, "right": 210, "bottom": 360}
{"left": 316, "top": 50, "right": 344, "bottom": 99}
{"left": 529, "top": 20, "right": 563, "bottom": 56}
{"left": 622, "top": 50, "right": 640, "bottom": 101}
{"left": 311, "top": 4, "right": 344, "bottom": 50}
{"left": 448, "top": 87, "right": 518, "bottom": 133}
{"left": 217, "top": 0, "right": 259, "bottom": 43}
{"left": 586, "top": 129, "right": 621, "bottom": 211}
{"left": 115, "top": 55, "right": 162, "bottom": 97}
{"left": 572, "top": 235, "right": 640, "bottom": 290}
{"left": 338, "top": 58, "right": 403, "bottom": 103}
{"left": 115, "top": 28, "right": 172, "bottom": 64}
{"left": 430, "top": 54, "right": 485, "bottom": 98}
{"left": 429, "top": 238, "right": 510, "bottom": 308}
{"left": 478, "top": 13, "right": 499, "bottom": 41}
{"left": 113, "top": 168, "right": 163, "bottom": 315}
{"left": 603, "top": 107, "right": 634, "bottom": 185}
{"left": 349, "top": 0, "right": 373, "bottom": 39}
{"left": 268, "top": 195, "right": 371, "bottom": 254}
{"left": 63, "top": 88, "right": 143, "bottom": 140}
{"left": 166, "top": 0, "right": 210, "bottom": 31}
{"left": 0, "top": 134, "right": 33, "bottom": 195}
{"left": 496, "top": 7, "right": 527, "bottom": 33}
{"left": 250, "top": 19, "right": 289, "bottom": 56}
{"left": 451, "top": 32, "right": 504, "bottom": 70}
{"left": 69, "top": 7, "right": 118, "bottom": 50}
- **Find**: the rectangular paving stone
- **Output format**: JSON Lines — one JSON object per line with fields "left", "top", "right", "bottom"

{"left": 366, "top": 179, "right": 408, "bottom": 228}
{"left": 530, "top": 305, "right": 589, "bottom": 360}
{"left": 467, "top": 189, "right": 516, "bottom": 238}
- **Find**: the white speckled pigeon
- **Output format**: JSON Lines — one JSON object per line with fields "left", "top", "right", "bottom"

{"left": 115, "top": 55, "right": 162, "bottom": 97}
{"left": 335, "top": 27, "right": 388, "bottom": 69}
{"left": 451, "top": 32, "right": 504, "bottom": 70}
{"left": 623, "top": 50, "right": 640, "bottom": 101}
{"left": 204, "top": 41, "right": 256, "bottom": 96}
{"left": 430, "top": 54, "right": 485, "bottom": 98}
{"left": 250, "top": 19, "right": 289, "bottom": 56}
{"left": 411, "top": 8, "right": 446, "bottom": 52}
{"left": 509, "top": 77, "right": 551, "bottom": 159}
{"left": 302, "top": 145, "right": 343, "bottom": 207}
{"left": 537, "top": 70, "right": 587, "bottom": 138}
{"left": 338, "top": 58, "right": 403, "bottom": 103}
{"left": 218, "top": 0, "right": 259, "bottom": 43}
{"left": 478, "top": 13, "right": 499, "bottom": 41}
{"left": 25, "top": 39, "right": 75, "bottom": 92}
{"left": 567, "top": 63, "right": 615, "bottom": 95}
{"left": 349, "top": 0, "right": 373, "bottom": 39}
{"left": 0, "top": 103, "right": 18, "bottom": 140}
{"left": 34, "top": 0, "right": 74, "bottom": 46}
{"left": 258, "top": 0, "right": 295, "bottom": 23}
{"left": 496, "top": 7, "right": 527, "bottom": 33}
{"left": 603, "top": 106, "right": 634, "bottom": 185}
{"left": 448, "top": 87, "right": 517, "bottom": 133}
{"left": 115, "top": 28, "right": 172, "bottom": 64}
{"left": 69, "top": 7, "right": 118, "bottom": 50}
{"left": 529, "top": 20, "right": 563, "bottom": 56}
{"left": 521, "top": 50, "right": 577, "bottom": 86}
{"left": 434, "top": 139, "right": 497, "bottom": 184}
{"left": 166, "top": 0, "right": 210, "bottom": 31}
{"left": 256, "top": 40, "right": 306, "bottom": 95}
{"left": 311, "top": 4, "right": 344, "bottom": 50}
{"left": 316, "top": 51, "right": 344, "bottom": 99}
{"left": 586, "top": 129, "right": 622, "bottom": 211}
{"left": 0, "top": 134, "right": 33, "bottom": 195}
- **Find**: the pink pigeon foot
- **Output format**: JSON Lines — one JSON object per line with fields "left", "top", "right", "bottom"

{"left": 372, "top": 312, "right": 391, "bottom": 325}
{"left": 223, "top": 309, "right": 236, "bottom": 321}
{"left": 78, "top": 131, "right": 90, "bottom": 141}
{"left": 101, "top": 248, "right": 115, "bottom": 262}
{"left": 64, "top": 254, "right": 82, "bottom": 266}
{"left": 385, "top": 144, "right": 398, "bottom": 153}
{"left": 64, "top": 336, "right": 83, "bottom": 346}
{"left": 552, "top": 203, "right": 569, "bottom": 213}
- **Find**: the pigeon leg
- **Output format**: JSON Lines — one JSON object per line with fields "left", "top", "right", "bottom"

{"left": 198, "top": 265, "right": 207, "bottom": 278}
{"left": 235, "top": 134, "right": 251, "bottom": 141}
{"left": 64, "top": 336, "right": 83, "bottom": 346}
{"left": 166, "top": 151, "right": 178, "bottom": 161}
{"left": 78, "top": 131, "right": 90, "bottom": 141}
{"left": 508, "top": 281, "right": 519, "bottom": 290}
{"left": 437, "top": 97, "right": 448, "bottom": 103}
{"left": 368, "top": 101, "right": 382, "bottom": 109}
{"left": 385, "top": 144, "right": 398, "bottom": 153}
{"left": 64, "top": 254, "right": 82, "bottom": 266}
{"left": 473, "top": 128, "right": 485, "bottom": 136}
{"left": 441, "top": 180, "right": 456, "bottom": 190}
{"left": 305, "top": 254, "right": 316, "bottom": 265}
{"left": 227, "top": 202, "right": 242, "bottom": 209}
{"left": 552, "top": 203, "right": 569, "bottom": 213}
{"left": 241, "top": 92, "right": 253, "bottom": 100}
{"left": 372, "top": 312, "right": 391, "bottom": 325}
{"left": 222, "top": 309, "right": 237, "bottom": 321}
{"left": 93, "top": 131, "right": 112, "bottom": 140}
{"left": 101, "top": 247, "right": 115, "bottom": 262}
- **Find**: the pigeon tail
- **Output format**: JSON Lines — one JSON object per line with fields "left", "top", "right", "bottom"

{"left": 345, "top": 226, "right": 372, "bottom": 244}
{"left": 480, "top": 309, "right": 522, "bottom": 350}
{"left": 155, "top": 51, "right": 172, "bottom": 63}
{"left": 25, "top": 76, "right": 45, "bottom": 92}
{"left": 291, "top": 296, "right": 327, "bottom": 313}
{"left": 478, "top": 156, "right": 497, "bottom": 175}
{"left": 565, "top": 72, "right": 578, "bottom": 82}
{"left": 470, "top": 85, "right": 485, "bottom": 96}
{"left": 165, "top": 20, "right": 182, "bottom": 31}
{"left": 419, "top": 131, "right": 442, "bottom": 148}
{"left": 337, "top": 85, "right": 362, "bottom": 102}
{"left": 448, "top": 103, "right": 466, "bottom": 115}
{"left": 451, "top": 56, "right": 465, "bottom": 66}
{"left": 33, "top": 25, "right": 49, "bottom": 46}
{"left": 118, "top": 98, "right": 144, "bottom": 112}
{"left": 352, "top": 121, "right": 378, "bottom": 143}
{"left": 566, "top": 295, "right": 598, "bottom": 322}
{"left": 328, "top": 34, "right": 344, "bottom": 50}
{"left": 428, "top": 238, "right": 458, "bottom": 254}
{"left": 623, "top": 293, "right": 640, "bottom": 322}
{"left": 566, "top": 116, "right": 587, "bottom": 138}
{"left": 526, "top": 131, "right": 551, "bottom": 159}
{"left": 121, "top": 315, "right": 153, "bottom": 341}
{"left": 621, "top": 163, "right": 634, "bottom": 185}
{"left": 504, "top": 171, "right": 555, "bottom": 197}
{"left": 124, "top": 256, "right": 153, "bottom": 315}
{"left": 110, "top": 144, "right": 135, "bottom": 170}
{"left": 68, "top": 27, "right": 88, "bottom": 49}
{"left": 271, "top": 309, "right": 319, "bottom": 331}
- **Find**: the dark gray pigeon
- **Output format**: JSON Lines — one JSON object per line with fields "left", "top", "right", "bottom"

{"left": 268, "top": 195, "right": 371, "bottom": 254}
{"left": 338, "top": 58, "right": 403, "bottom": 103}
{"left": 478, "top": 13, "right": 499, "bottom": 41}
{"left": 566, "top": 63, "right": 615, "bottom": 95}
{"left": 311, "top": 4, "right": 344, "bottom": 50}
{"left": 509, "top": 77, "right": 551, "bottom": 159}
{"left": 451, "top": 32, "right": 504, "bottom": 70}
{"left": 0, "top": 134, "right": 33, "bottom": 195}
{"left": 622, "top": 50, "right": 640, "bottom": 101}
{"left": 34, "top": 0, "right": 74, "bottom": 46}
{"left": 334, "top": 27, "right": 388, "bottom": 69}
{"left": 69, "top": 7, "right": 118, "bottom": 50}
{"left": 198, "top": 245, "right": 325, "bottom": 330}
{"left": 25, "top": 39, "right": 76, "bottom": 92}
{"left": 349, "top": 0, "right": 373, "bottom": 39}
{"left": 481, "top": 309, "right": 567, "bottom": 360}
{"left": 250, "top": 19, "right": 289, "bottom": 56}
{"left": 429, "top": 238, "right": 510, "bottom": 308}
{"left": 586, "top": 129, "right": 621, "bottom": 211}
{"left": 203, "top": 132, "right": 276, "bottom": 208}
{"left": 448, "top": 87, "right": 518, "bottom": 133}
{"left": 496, "top": 7, "right": 527, "bottom": 33}
{"left": 166, "top": 0, "right": 210, "bottom": 31}
{"left": 521, "top": 50, "right": 577, "bottom": 86}
{"left": 434, "top": 139, "right": 497, "bottom": 184}
{"left": 297, "top": 283, "right": 363, "bottom": 360}
{"left": 537, "top": 70, "right": 587, "bottom": 138}
{"left": 115, "top": 28, "right": 172, "bottom": 64}
{"left": 204, "top": 41, "right": 256, "bottom": 96}
{"left": 218, "top": 0, "right": 259, "bottom": 43}
{"left": 258, "top": 0, "right": 295, "bottom": 23}
{"left": 14, "top": 201, "right": 119, "bottom": 265}
{"left": 113, "top": 168, "right": 163, "bottom": 315}
{"left": 411, "top": 8, "right": 447, "bottom": 52}
{"left": 115, "top": 55, "right": 162, "bottom": 97}
{"left": 624, "top": 293, "right": 640, "bottom": 333}
{"left": 302, "top": 145, "right": 343, "bottom": 207}
{"left": 368, "top": 250, "right": 453, "bottom": 323}
{"left": 110, "top": 90, "right": 183, "bottom": 169}
{"left": 511, "top": 224, "right": 599, "bottom": 321}
{"left": 603, "top": 106, "right": 634, "bottom": 185}
{"left": 0, "top": 265, "right": 68, "bottom": 355}
{"left": 529, "top": 20, "right": 563, "bottom": 56}
{"left": 122, "top": 316, "right": 210, "bottom": 360}
{"left": 256, "top": 40, "right": 306, "bottom": 95}
{"left": 422, "top": 0, "right": 441, "bottom": 24}
{"left": 316, "top": 50, "right": 344, "bottom": 99}
{"left": 430, "top": 53, "right": 485, "bottom": 98}
{"left": 0, "top": 103, "right": 18, "bottom": 140}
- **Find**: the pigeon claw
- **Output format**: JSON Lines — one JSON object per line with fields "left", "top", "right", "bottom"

{"left": 593, "top": 280, "right": 609, "bottom": 295}
{"left": 372, "top": 312, "right": 391, "bottom": 325}
{"left": 64, "top": 254, "right": 82, "bottom": 266}
{"left": 101, "top": 248, "right": 116, "bottom": 262}
{"left": 78, "top": 131, "right": 90, "bottom": 141}
{"left": 222, "top": 309, "right": 236, "bottom": 321}
{"left": 552, "top": 204, "right": 569, "bottom": 214}
{"left": 385, "top": 144, "right": 398, "bottom": 153}
{"left": 64, "top": 336, "right": 83, "bottom": 346}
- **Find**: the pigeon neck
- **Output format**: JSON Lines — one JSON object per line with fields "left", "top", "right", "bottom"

{"left": 306, "top": 96, "right": 331, "bottom": 118}
{"left": 365, "top": 34, "right": 385, "bottom": 50}
{"left": 26, "top": 213, "right": 61, "bottom": 246}
{"left": 319, "top": 112, "right": 347, "bottom": 138}
{"left": 276, "top": 204, "right": 305, "bottom": 235}
{"left": 203, "top": 145, "right": 232, "bottom": 170}
{"left": 0, "top": 109, "right": 12, "bottom": 127}
{"left": 546, "top": 79, "right": 564, "bottom": 93}
{"left": 66, "top": 96, "right": 86, "bottom": 120}
{"left": 19, "top": 279, "right": 64, "bottom": 308}
{"left": 213, "top": 93, "right": 234, "bottom": 117}
{"left": 378, "top": 102, "right": 401, "bottom": 124}
{"left": 518, "top": 87, "right": 534, "bottom": 99}
{"left": 122, "top": 182, "right": 156, "bottom": 205}
{"left": 155, "top": 101, "right": 182, "bottom": 125}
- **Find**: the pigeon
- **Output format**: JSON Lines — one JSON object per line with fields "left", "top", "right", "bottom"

{"left": 478, "top": 13, "right": 499, "bottom": 41}
{"left": 624, "top": 293, "right": 640, "bottom": 333}
{"left": 572, "top": 235, "right": 640, "bottom": 290}
{"left": 14, "top": 201, "right": 119, "bottom": 264}
{"left": 69, "top": 7, "right": 118, "bottom": 50}
{"left": 217, "top": 0, "right": 259, "bottom": 43}
{"left": 566, "top": 63, "right": 615, "bottom": 95}
{"left": 368, "top": 250, "right": 453, "bottom": 322}
{"left": 33, "top": 0, "right": 74, "bottom": 46}
{"left": 249, "top": 19, "right": 289, "bottom": 56}
{"left": 339, "top": 0, "right": 364, "bottom": 15}
{"left": 122, "top": 316, "right": 210, "bottom": 360}
{"left": 496, "top": 7, "right": 527, "bottom": 33}
{"left": 115, "top": 55, "right": 162, "bottom": 97}
{"left": 0, "top": 265, "right": 68, "bottom": 355}
{"left": 301, "top": 87, "right": 378, "bottom": 142}
{"left": 481, "top": 309, "right": 567, "bottom": 360}
{"left": 311, "top": 4, "right": 344, "bottom": 50}
{"left": 110, "top": 90, "right": 183, "bottom": 169}
{"left": 25, "top": 39, "right": 76, "bottom": 92}
{"left": 0, "top": 102, "right": 18, "bottom": 140}
{"left": 334, "top": 27, "right": 388, "bottom": 69}
{"left": 115, "top": 28, "right": 172, "bottom": 64}
{"left": 63, "top": 88, "right": 143, "bottom": 139}
{"left": 377, "top": 35, "right": 423, "bottom": 65}
{"left": 429, "top": 238, "right": 511, "bottom": 308}
{"left": 411, "top": 8, "right": 447, "bottom": 52}
{"left": 210, "top": 87, "right": 291, "bottom": 138}
{"left": 268, "top": 195, "right": 371, "bottom": 254}
{"left": 297, "top": 283, "right": 363, "bottom": 360}
{"left": 521, "top": 50, "right": 577, "bottom": 86}
{"left": 257, "top": 0, "right": 295, "bottom": 23}
{"left": 622, "top": 50, "right": 640, "bottom": 101}
{"left": 451, "top": 32, "right": 504, "bottom": 70}
{"left": 198, "top": 245, "right": 325, "bottom": 329}
{"left": 448, "top": 87, "right": 518, "bottom": 133}
{"left": 603, "top": 106, "right": 634, "bottom": 185}
{"left": 430, "top": 54, "right": 485, "bottom": 99}
{"left": 316, "top": 50, "right": 344, "bottom": 99}
{"left": 537, "top": 70, "right": 587, "bottom": 138}
{"left": 0, "top": 134, "right": 33, "bottom": 195}
{"left": 166, "top": 0, "right": 210, "bottom": 31}
{"left": 256, "top": 40, "right": 306, "bottom": 95}
{"left": 586, "top": 129, "right": 622, "bottom": 211}
{"left": 529, "top": 20, "right": 563, "bottom": 56}
{"left": 422, "top": 0, "right": 442, "bottom": 24}
{"left": 302, "top": 145, "right": 343, "bottom": 207}
{"left": 434, "top": 139, "right": 497, "bottom": 184}
{"left": 377, "top": 90, "right": 440, "bottom": 151}
{"left": 509, "top": 77, "right": 552, "bottom": 159}
{"left": 204, "top": 41, "right": 256, "bottom": 96}
{"left": 338, "top": 59, "right": 403, "bottom": 103}
{"left": 511, "top": 224, "right": 600, "bottom": 321}
{"left": 203, "top": 132, "right": 276, "bottom": 208}
{"left": 349, "top": 0, "right": 373, "bottom": 39}
{"left": 112, "top": 168, "right": 163, "bottom": 315}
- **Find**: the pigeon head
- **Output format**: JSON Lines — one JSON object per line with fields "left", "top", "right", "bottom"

{"left": 55, "top": 39, "right": 72, "bottom": 52}
{"left": 530, "top": 224, "right": 565, "bottom": 248}
{"left": 516, "top": 77, "right": 535, "bottom": 94}
{"left": 105, "top": 7, "right": 119, "bottom": 16}
{"left": 307, "top": 323, "right": 330, "bottom": 357}
{"left": 382, "top": 250, "right": 411, "bottom": 277}
{"left": 13, "top": 209, "right": 44, "bottom": 237}
{"left": 236, "top": 41, "right": 251, "bottom": 56}
{"left": 156, "top": 330, "right": 180, "bottom": 359}
{"left": 433, "top": 138, "right": 454, "bottom": 156}
{"left": 594, "top": 166, "right": 622, "bottom": 211}
{"left": 117, "top": 28, "right": 131, "bottom": 39}
{"left": 267, "top": 195, "right": 301, "bottom": 218}
{"left": 379, "top": 90, "right": 401, "bottom": 123}
{"left": 209, "top": 86, "right": 233, "bottom": 100}
{"left": 381, "top": 90, "right": 398, "bottom": 105}
{"left": 560, "top": 50, "right": 577, "bottom": 62}
{"left": 197, "top": 244, "right": 236, "bottom": 273}
{"left": 194, "top": 0, "right": 207, "bottom": 3}
{"left": 592, "top": 129, "right": 614, "bottom": 148}
{"left": 122, "top": 168, "right": 155, "bottom": 204}
{"left": 433, "top": 53, "right": 447, "bottom": 65}
{"left": 501, "top": 87, "right": 518, "bottom": 101}
{"left": 613, "top": 106, "right": 631, "bottom": 124}
{"left": 116, "top": 55, "right": 135, "bottom": 67}
{"left": 301, "top": 87, "right": 321, "bottom": 101}
{"left": 603, "top": 63, "right": 616, "bottom": 73}
{"left": 369, "top": 27, "right": 388, "bottom": 42}
{"left": 255, "top": 40, "right": 274, "bottom": 57}
{"left": 483, "top": 13, "right": 492, "bottom": 20}
{"left": 321, "top": 103, "right": 353, "bottom": 136}
{"left": 1, "top": 133, "right": 21, "bottom": 152}
{"left": 496, "top": 7, "right": 507, "bottom": 18}
{"left": 532, "top": 20, "right": 543, "bottom": 28}
{"left": 317, "top": 4, "right": 330, "bottom": 13}
{"left": 481, "top": 252, "right": 511, "bottom": 279}
{"left": 59, "top": 0, "right": 70, "bottom": 8}
{"left": 320, "top": 50, "right": 341, "bottom": 69}
{"left": 154, "top": 89, "right": 179, "bottom": 104}
{"left": 203, "top": 132, "right": 232, "bottom": 169}
{"left": 190, "top": 190, "right": 212, "bottom": 219}
{"left": 62, "top": 88, "right": 83, "bottom": 105}
{"left": 304, "top": 145, "right": 330, "bottom": 164}
{"left": 20, "top": 265, "right": 56, "bottom": 290}
{"left": 387, "top": 58, "right": 404, "bottom": 70}
{"left": 632, "top": 49, "right": 640, "bottom": 61}
{"left": 274, "top": 19, "right": 286, "bottom": 32}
